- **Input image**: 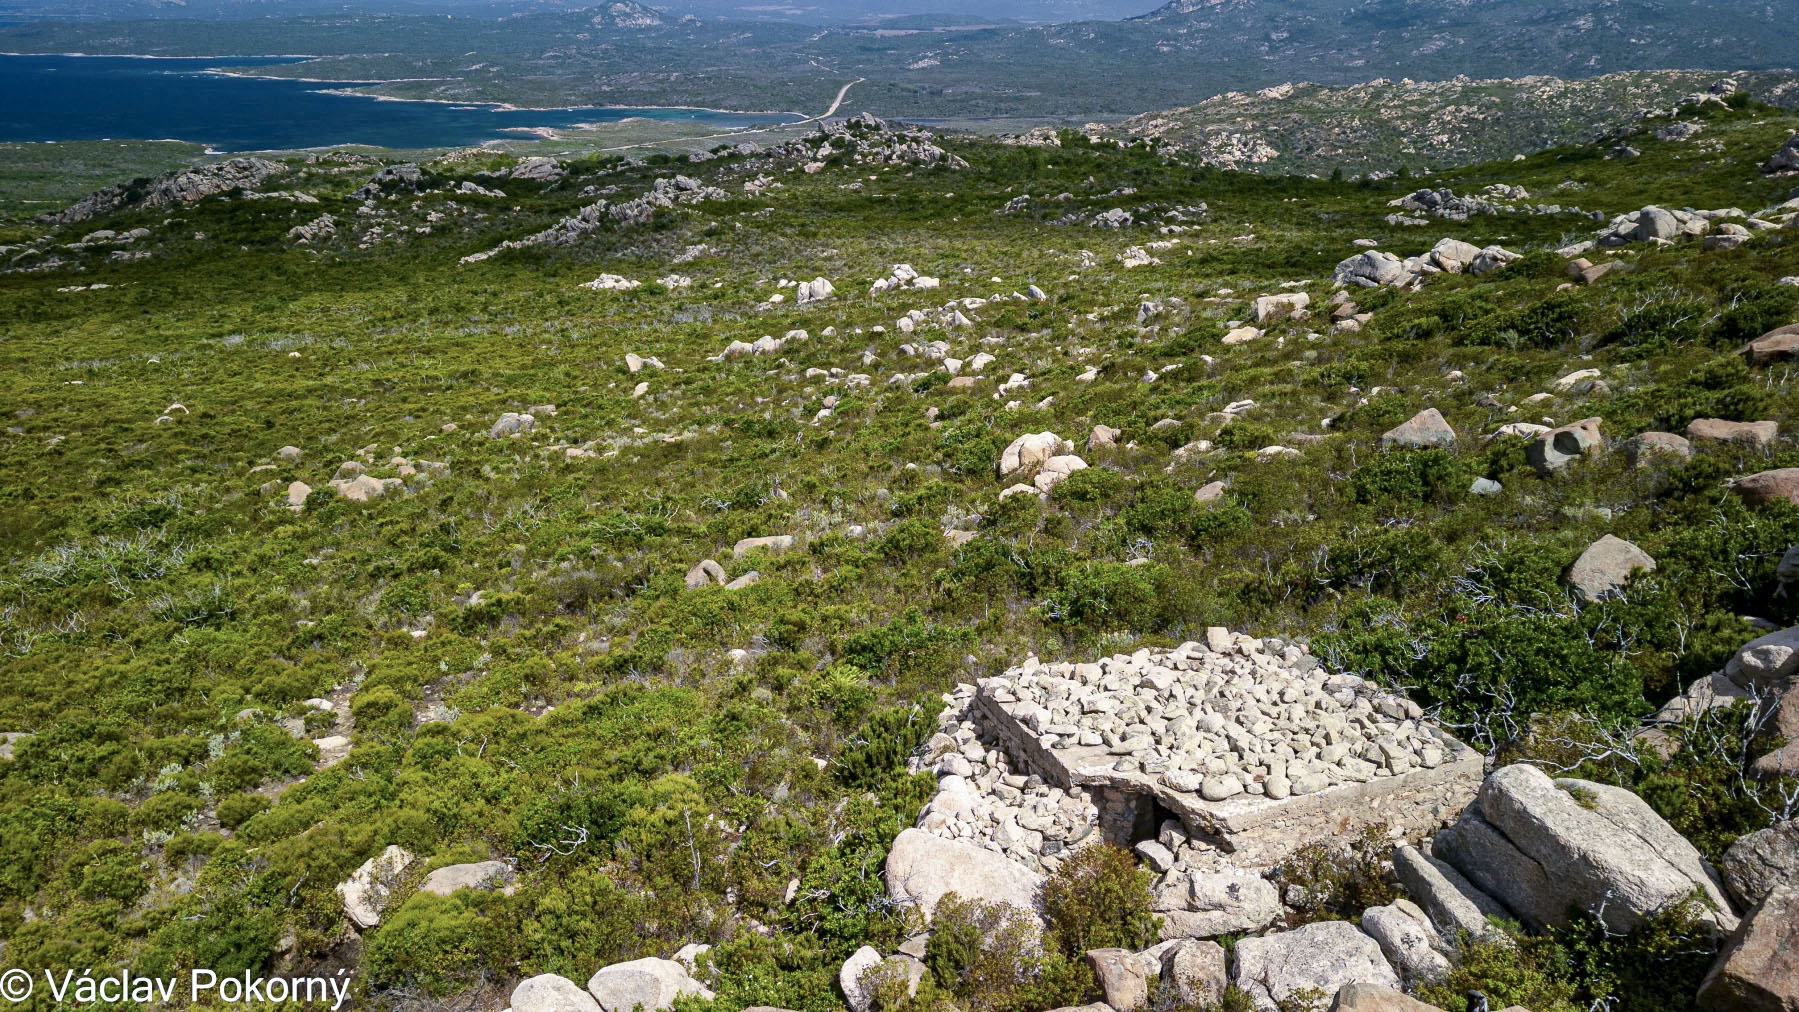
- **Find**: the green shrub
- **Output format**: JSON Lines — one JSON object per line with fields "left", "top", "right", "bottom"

{"left": 1350, "top": 449, "right": 1466, "bottom": 508}
{"left": 365, "top": 889, "right": 522, "bottom": 996}
{"left": 215, "top": 792, "right": 271, "bottom": 829}
{"left": 1274, "top": 824, "right": 1397, "bottom": 923}
{"left": 926, "top": 892, "right": 1096, "bottom": 1012}
{"left": 1042, "top": 843, "right": 1160, "bottom": 958}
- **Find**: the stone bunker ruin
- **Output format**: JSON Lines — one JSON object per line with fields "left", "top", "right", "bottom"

{"left": 972, "top": 629, "right": 1484, "bottom": 867}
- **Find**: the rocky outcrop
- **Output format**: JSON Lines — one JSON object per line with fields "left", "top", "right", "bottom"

{"left": 1434, "top": 764, "right": 1737, "bottom": 935}
{"left": 1154, "top": 869, "right": 1282, "bottom": 938}
{"left": 1232, "top": 920, "right": 1400, "bottom": 1012}
{"left": 883, "top": 828, "right": 1046, "bottom": 925}
{"left": 1361, "top": 902, "right": 1451, "bottom": 983}
{"left": 1391, "top": 844, "right": 1508, "bottom": 943}
{"left": 51, "top": 157, "right": 287, "bottom": 224}
{"left": 1086, "top": 948, "right": 1148, "bottom": 1011}
{"left": 1764, "top": 135, "right": 1799, "bottom": 174}
{"left": 1153, "top": 939, "right": 1228, "bottom": 1006}
{"left": 510, "top": 156, "right": 565, "bottom": 182}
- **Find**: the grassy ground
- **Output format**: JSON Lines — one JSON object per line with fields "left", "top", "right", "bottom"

{"left": 0, "top": 139, "right": 206, "bottom": 219}
{"left": 0, "top": 99, "right": 1795, "bottom": 1010}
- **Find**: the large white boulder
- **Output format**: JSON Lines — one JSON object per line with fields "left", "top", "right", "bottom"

{"left": 513, "top": 974, "right": 602, "bottom": 1012}
{"left": 883, "top": 828, "right": 1045, "bottom": 925}
{"left": 998, "top": 432, "right": 1072, "bottom": 476}
{"left": 1154, "top": 870, "right": 1282, "bottom": 938}
{"left": 586, "top": 957, "right": 714, "bottom": 1012}
{"left": 1435, "top": 764, "right": 1738, "bottom": 935}
{"left": 419, "top": 860, "right": 516, "bottom": 897}
{"left": 1563, "top": 535, "right": 1656, "bottom": 603}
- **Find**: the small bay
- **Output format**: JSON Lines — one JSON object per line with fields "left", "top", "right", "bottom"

{"left": 0, "top": 53, "right": 796, "bottom": 151}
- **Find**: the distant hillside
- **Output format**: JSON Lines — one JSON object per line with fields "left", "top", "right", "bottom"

{"left": 1104, "top": 70, "right": 1799, "bottom": 176}
{"left": 3, "top": 0, "right": 1798, "bottom": 119}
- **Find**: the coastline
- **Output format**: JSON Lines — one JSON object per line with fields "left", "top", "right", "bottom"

{"left": 1, "top": 52, "right": 808, "bottom": 118}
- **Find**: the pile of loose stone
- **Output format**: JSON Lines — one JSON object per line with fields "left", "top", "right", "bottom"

{"left": 990, "top": 631, "right": 1451, "bottom": 803}
{"left": 911, "top": 686, "right": 1100, "bottom": 874}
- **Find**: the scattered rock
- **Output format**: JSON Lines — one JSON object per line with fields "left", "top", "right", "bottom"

{"left": 1621, "top": 431, "right": 1693, "bottom": 468}
{"left": 335, "top": 844, "right": 414, "bottom": 930}
{"left": 1687, "top": 418, "right": 1779, "bottom": 449}
{"left": 686, "top": 559, "right": 726, "bottom": 589}
{"left": 840, "top": 946, "right": 882, "bottom": 1012}
{"left": 419, "top": 860, "right": 516, "bottom": 897}
{"left": 1563, "top": 535, "right": 1657, "bottom": 603}
{"left": 734, "top": 535, "right": 795, "bottom": 555}
{"left": 1253, "top": 292, "right": 1311, "bottom": 324}
{"left": 490, "top": 412, "right": 537, "bottom": 438}
{"left": 1742, "top": 325, "right": 1799, "bottom": 368}
{"left": 1733, "top": 469, "right": 1799, "bottom": 508}
{"left": 1527, "top": 417, "right": 1604, "bottom": 474}
{"left": 1726, "top": 625, "right": 1799, "bottom": 688}
{"left": 1381, "top": 408, "right": 1457, "bottom": 450}
{"left": 999, "top": 432, "right": 1072, "bottom": 476}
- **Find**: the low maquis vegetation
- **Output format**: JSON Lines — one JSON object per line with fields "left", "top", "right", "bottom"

{"left": 0, "top": 86, "right": 1795, "bottom": 1012}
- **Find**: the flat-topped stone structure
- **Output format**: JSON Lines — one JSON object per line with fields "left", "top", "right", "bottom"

{"left": 974, "top": 629, "right": 1483, "bottom": 866}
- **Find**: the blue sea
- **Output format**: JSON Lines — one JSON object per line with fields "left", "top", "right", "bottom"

{"left": 0, "top": 53, "right": 797, "bottom": 151}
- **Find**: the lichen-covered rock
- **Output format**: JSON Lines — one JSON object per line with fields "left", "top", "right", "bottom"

{"left": 1721, "top": 822, "right": 1799, "bottom": 909}
{"left": 1436, "top": 764, "right": 1737, "bottom": 934}
{"left": 1232, "top": 920, "right": 1400, "bottom": 1012}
